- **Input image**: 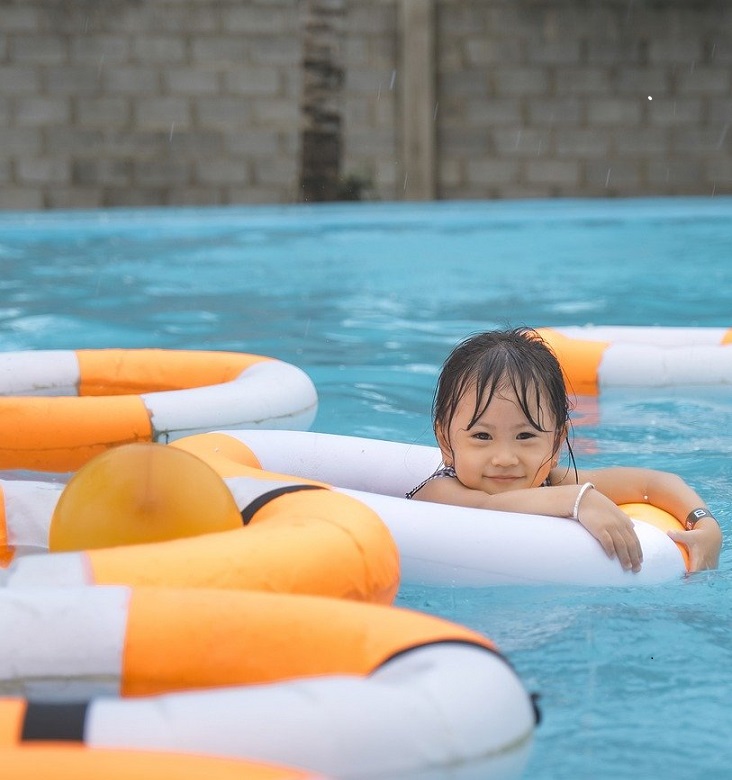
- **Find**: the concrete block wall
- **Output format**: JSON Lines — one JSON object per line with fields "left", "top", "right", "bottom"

{"left": 0, "top": 0, "right": 303, "bottom": 209}
{"left": 435, "top": 0, "right": 732, "bottom": 199}
{"left": 1, "top": 0, "right": 731, "bottom": 209}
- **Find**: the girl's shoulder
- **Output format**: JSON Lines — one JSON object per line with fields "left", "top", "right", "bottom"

{"left": 547, "top": 467, "right": 581, "bottom": 487}
{"left": 405, "top": 466, "right": 456, "bottom": 499}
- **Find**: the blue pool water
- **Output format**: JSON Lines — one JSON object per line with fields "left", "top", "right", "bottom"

{"left": 2, "top": 197, "right": 732, "bottom": 779}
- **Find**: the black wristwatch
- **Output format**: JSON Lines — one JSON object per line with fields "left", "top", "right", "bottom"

{"left": 685, "top": 508, "right": 713, "bottom": 530}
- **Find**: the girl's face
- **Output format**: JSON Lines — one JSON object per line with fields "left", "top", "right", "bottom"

{"left": 437, "top": 381, "right": 559, "bottom": 494}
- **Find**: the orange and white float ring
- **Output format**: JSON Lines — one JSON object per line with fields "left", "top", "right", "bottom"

{"left": 0, "top": 586, "right": 537, "bottom": 780}
{"left": 0, "top": 465, "right": 399, "bottom": 603}
{"left": 175, "top": 429, "right": 690, "bottom": 587}
{"left": 537, "top": 326, "right": 732, "bottom": 395}
{"left": 0, "top": 348, "right": 317, "bottom": 471}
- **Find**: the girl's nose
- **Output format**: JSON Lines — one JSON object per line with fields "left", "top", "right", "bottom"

{"left": 491, "top": 444, "right": 518, "bottom": 466}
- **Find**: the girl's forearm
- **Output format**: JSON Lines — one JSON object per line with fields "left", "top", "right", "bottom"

{"left": 476, "top": 484, "right": 588, "bottom": 519}
{"left": 642, "top": 471, "right": 712, "bottom": 523}
{"left": 579, "top": 468, "right": 710, "bottom": 523}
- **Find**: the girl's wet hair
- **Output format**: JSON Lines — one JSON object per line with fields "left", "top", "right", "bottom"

{"left": 432, "top": 327, "right": 577, "bottom": 477}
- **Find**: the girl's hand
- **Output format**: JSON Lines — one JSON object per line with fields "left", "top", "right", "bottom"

{"left": 668, "top": 519, "right": 722, "bottom": 572}
{"left": 576, "top": 488, "right": 644, "bottom": 572}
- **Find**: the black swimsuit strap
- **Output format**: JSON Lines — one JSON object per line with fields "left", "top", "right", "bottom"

{"left": 405, "top": 465, "right": 457, "bottom": 499}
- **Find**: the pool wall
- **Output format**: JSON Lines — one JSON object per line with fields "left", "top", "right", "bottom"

{"left": 3, "top": 0, "right": 732, "bottom": 210}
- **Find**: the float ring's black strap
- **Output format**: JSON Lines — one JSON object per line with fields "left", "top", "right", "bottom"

{"left": 21, "top": 701, "right": 89, "bottom": 742}
{"left": 240, "top": 484, "right": 326, "bottom": 525}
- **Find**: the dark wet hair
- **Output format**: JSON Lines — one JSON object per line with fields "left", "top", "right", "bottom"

{"left": 432, "top": 327, "right": 577, "bottom": 478}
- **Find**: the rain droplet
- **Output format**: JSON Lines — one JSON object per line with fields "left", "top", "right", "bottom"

{"left": 717, "top": 123, "right": 729, "bottom": 150}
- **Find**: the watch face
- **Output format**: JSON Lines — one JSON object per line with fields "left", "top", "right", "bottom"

{"left": 686, "top": 508, "right": 710, "bottom": 529}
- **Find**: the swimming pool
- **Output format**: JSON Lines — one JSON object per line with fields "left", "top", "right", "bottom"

{"left": 2, "top": 197, "right": 731, "bottom": 778}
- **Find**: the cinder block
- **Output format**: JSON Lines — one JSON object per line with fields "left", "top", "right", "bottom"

{"left": 648, "top": 97, "right": 704, "bottom": 126}
{"left": 134, "top": 97, "right": 192, "bottom": 129}
{"left": 134, "top": 159, "right": 192, "bottom": 186}
{"left": 165, "top": 68, "right": 220, "bottom": 95}
{"left": 493, "top": 128, "right": 552, "bottom": 156}
{"left": 467, "top": 98, "right": 522, "bottom": 126}
{"left": 615, "top": 127, "right": 670, "bottom": 154}
{"left": 554, "top": 67, "right": 609, "bottom": 95}
{"left": 252, "top": 157, "right": 297, "bottom": 186}
{"left": 131, "top": 36, "right": 186, "bottom": 64}
{"left": 467, "top": 159, "right": 520, "bottom": 185}
{"left": 70, "top": 36, "right": 130, "bottom": 63}
{"left": 225, "top": 68, "right": 282, "bottom": 96}
{"left": 526, "top": 159, "right": 580, "bottom": 186}
{"left": 251, "top": 97, "right": 299, "bottom": 124}
{"left": 586, "top": 99, "right": 642, "bottom": 125}
{"left": 194, "top": 158, "right": 251, "bottom": 186}
{"left": 196, "top": 97, "right": 252, "bottom": 127}
{"left": 77, "top": 97, "right": 132, "bottom": 126}
{"left": 13, "top": 35, "right": 66, "bottom": 64}
{"left": 46, "top": 65, "right": 103, "bottom": 96}
{"left": 223, "top": 6, "right": 298, "bottom": 35}
{"left": 17, "top": 157, "right": 70, "bottom": 184}
{"left": 46, "top": 188, "right": 105, "bottom": 209}
{"left": 0, "top": 66, "right": 40, "bottom": 95}
{"left": 15, "top": 97, "right": 70, "bottom": 126}
{"left": 0, "top": 188, "right": 44, "bottom": 209}
{"left": 528, "top": 98, "right": 582, "bottom": 125}
{"left": 494, "top": 67, "right": 549, "bottom": 96}
{"left": 0, "top": 127, "right": 42, "bottom": 155}
{"left": 191, "top": 38, "right": 250, "bottom": 64}
{"left": 555, "top": 128, "right": 610, "bottom": 158}
{"left": 103, "top": 67, "right": 160, "bottom": 95}
{"left": 584, "top": 160, "right": 642, "bottom": 189}
{"left": 678, "top": 66, "right": 730, "bottom": 95}
{"left": 3, "top": 6, "right": 40, "bottom": 32}
{"left": 647, "top": 159, "right": 705, "bottom": 186}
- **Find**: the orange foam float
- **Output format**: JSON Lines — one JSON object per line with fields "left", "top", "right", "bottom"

{"left": 174, "top": 429, "right": 691, "bottom": 586}
{"left": 0, "top": 348, "right": 317, "bottom": 472}
{"left": 1, "top": 443, "right": 399, "bottom": 604}
{"left": 537, "top": 326, "right": 732, "bottom": 395}
{"left": 0, "top": 586, "right": 537, "bottom": 780}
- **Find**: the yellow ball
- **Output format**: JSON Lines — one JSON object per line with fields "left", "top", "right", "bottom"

{"left": 620, "top": 502, "right": 690, "bottom": 570}
{"left": 49, "top": 443, "right": 242, "bottom": 552}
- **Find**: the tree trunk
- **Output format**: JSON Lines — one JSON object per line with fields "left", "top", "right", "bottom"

{"left": 299, "top": 0, "right": 344, "bottom": 202}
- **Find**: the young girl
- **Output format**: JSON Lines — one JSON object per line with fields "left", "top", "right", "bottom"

{"left": 407, "top": 328, "right": 722, "bottom": 573}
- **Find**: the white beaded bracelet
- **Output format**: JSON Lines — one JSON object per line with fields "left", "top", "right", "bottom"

{"left": 572, "top": 482, "right": 595, "bottom": 520}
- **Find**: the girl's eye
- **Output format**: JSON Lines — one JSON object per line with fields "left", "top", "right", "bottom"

{"left": 516, "top": 431, "right": 536, "bottom": 440}
{"left": 472, "top": 431, "right": 491, "bottom": 440}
